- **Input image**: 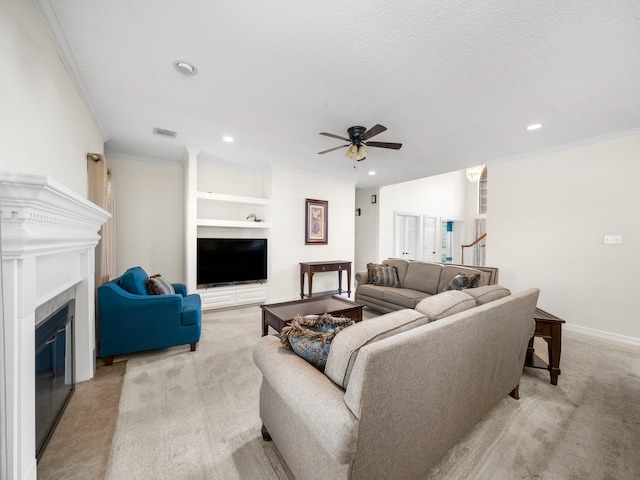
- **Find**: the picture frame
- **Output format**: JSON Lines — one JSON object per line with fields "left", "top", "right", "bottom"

{"left": 305, "top": 198, "right": 328, "bottom": 245}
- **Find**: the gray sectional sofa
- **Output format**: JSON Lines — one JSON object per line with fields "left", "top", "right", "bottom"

{"left": 355, "top": 258, "right": 500, "bottom": 313}
{"left": 254, "top": 284, "right": 539, "bottom": 480}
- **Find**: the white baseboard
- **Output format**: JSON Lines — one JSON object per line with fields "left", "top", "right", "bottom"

{"left": 564, "top": 324, "right": 640, "bottom": 347}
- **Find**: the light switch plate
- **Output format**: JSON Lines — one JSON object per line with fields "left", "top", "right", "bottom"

{"left": 604, "top": 235, "right": 622, "bottom": 245}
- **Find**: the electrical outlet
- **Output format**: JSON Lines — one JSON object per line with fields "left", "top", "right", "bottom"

{"left": 604, "top": 235, "right": 622, "bottom": 245}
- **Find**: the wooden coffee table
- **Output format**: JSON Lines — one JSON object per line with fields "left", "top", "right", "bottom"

{"left": 261, "top": 295, "right": 363, "bottom": 336}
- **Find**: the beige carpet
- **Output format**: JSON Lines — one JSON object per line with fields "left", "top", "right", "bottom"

{"left": 106, "top": 306, "right": 640, "bottom": 480}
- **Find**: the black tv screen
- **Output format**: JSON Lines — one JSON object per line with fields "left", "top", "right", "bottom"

{"left": 197, "top": 238, "right": 267, "bottom": 287}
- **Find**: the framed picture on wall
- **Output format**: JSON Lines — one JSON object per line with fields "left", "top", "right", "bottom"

{"left": 305, "top": 198, "right": 328, "bottom": 245}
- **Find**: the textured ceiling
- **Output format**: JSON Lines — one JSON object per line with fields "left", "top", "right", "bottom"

{"left": 39, "top": 0, "right": 640, "bottom": 189}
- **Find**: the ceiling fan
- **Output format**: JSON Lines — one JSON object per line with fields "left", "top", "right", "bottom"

{"left": 318, "top": 124, "right": 402, "bottom": 161}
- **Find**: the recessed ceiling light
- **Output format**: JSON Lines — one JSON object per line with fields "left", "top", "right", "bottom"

{"left": 222, "top": 136, "right": 234, "bottom": 143}
{"left": 368, "top": 171, "right": 376, "bottom": 176}
{"left": 173, "top": 61, "right": 197, "bottom": 76}
{"left": 526, "top": 123, "right": 542, "bottom": 131}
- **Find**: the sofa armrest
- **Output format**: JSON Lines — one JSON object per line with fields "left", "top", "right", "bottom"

{"left": 355, "top": 271, "right": 369, "bottom": 286}
{"left": 253, "top": 335, "right": 358, "bottom": 461}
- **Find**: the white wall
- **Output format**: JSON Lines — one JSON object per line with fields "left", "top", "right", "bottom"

{"left": 1, "top": 3, "right": 104, "bottom": 479}
{"left": 377, "top": 170, "right": 468, "bottom": 262}
{"left": 354, "top": 187, "right": 379, "bottom": 273}
{"left": 107, "top": 156, "right": 185, "bottom": 281}
{"left": 489, "top": 133, "right": 640, "bottom": 342}
{"left": 0, "top": 0, "right": 103, "bottom": 196}
{"left": 269, "top": 169, "right": 355, "bottom": 302}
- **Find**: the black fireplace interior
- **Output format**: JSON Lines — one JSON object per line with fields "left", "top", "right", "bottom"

{"left": 35, "top": 300, "right": 75, "bottom": 461}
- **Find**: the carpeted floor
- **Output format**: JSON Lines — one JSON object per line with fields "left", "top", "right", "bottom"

{"left": 41, "top": 305, "right": 640, "bottom": 479}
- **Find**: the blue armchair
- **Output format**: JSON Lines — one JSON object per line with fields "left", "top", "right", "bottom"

{"left": 97, "top": 266, "right": 202, "bottom": 365}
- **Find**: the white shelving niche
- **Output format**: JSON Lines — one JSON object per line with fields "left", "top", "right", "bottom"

{"left": 196, "top": 191, "right": 272, "bottom": 228}
{"left": 194, "top": 190, "right": 271, "bottom": 309}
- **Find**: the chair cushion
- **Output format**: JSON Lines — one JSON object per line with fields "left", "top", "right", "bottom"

{"left": 146, "top": 274, "right": 176, "bottom": 295}
{"left": 119, "top": 266, "right": 148, "bottom": 295}
{"left": 414, "top": 290, "right": 476, "bottom": 321}
{"left": 325, "top": 309, "right": 428, "bottom": 389}
{"left": 463, "top": 285, "right": 511, "bottom": 305}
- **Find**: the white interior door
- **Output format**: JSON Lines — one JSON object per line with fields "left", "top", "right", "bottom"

{"left": 394, "top": 213, "right": 419, "bottom": 260}
{"left": 423, "top": 216, "right": 437, "bottom": 262}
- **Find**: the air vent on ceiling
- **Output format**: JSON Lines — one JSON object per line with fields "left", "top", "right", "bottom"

{"left": 153, "top": 127, "right": 178, "bottom": 138}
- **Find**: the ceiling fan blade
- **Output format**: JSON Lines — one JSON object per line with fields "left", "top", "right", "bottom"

{"left": 366, "top": 141, "right": 402, "bottom": 150}
{"left": 318, "top": 144, "right": 349, "bottom": 154}
{"left": 319, "top": 132, "right": 350, "bottom": 142}
{"left": 362, "top": 124, "right": 387, "bottom": 141}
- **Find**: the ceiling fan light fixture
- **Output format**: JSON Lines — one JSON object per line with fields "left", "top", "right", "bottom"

{"left": 345, "top": 144, "right": 358, "bottom": 159}
{"left": 356, "top": 145, "right": 367, "bottom": 161}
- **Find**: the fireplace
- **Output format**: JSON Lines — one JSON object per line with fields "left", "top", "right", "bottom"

{"left": 35, "top": 297, "right": 75, "bottom": 460}
{"left": 1, "top": 172, "right": 110, "bottom": 480}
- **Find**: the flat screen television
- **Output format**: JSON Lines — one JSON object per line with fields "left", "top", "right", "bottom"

{"left": 197, "top": 238, "right": 267, "bottom": 287}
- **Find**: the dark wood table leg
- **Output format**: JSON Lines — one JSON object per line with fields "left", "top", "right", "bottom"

{"left": 547, "top": 324, "right": 562, "bottom": 385}
{"left": 338, "top": 270, "right": 343, "bottom": 294}
{"left": 262, "top": 311, "right": 268, "bottom": 336}
{"left": 308, "top": 272, "right": 314, "bottom": 298}
{"left": 300, "top": 269, "right": 305, "bottom": 299}
{"left": 347, "top": 265, "right": 351, "bottom": 296}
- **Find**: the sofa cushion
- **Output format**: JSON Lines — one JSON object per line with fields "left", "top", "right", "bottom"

{"left": 463, "top": 285, "right": 511, "bottom": 305}
{"left": 438, "top": 265, "right": 485, "bottom": 293}
{"left": 325, "top": 309, "right": 428, "bottom": 389}
{"left": 382, "top": 259, "right": 410, "bottom": 287}
{"left": 414, "top": 290, "right": 476, "bottom": 321}
{"left": 403, "top": 261, "right": 443, "bottom": 294}
{"left": 382, "top": 288, "right": 430, "bottom": 309}
{"left": 373, "top": 266, "right": 399, "bottom": 287}
{"left": 119, "top": 266, "right": 148, "bottom": 296}
{"left": 356, "top": 283, "right": 388, "bottom": 300}
{"left": 146, "top": 274, "right": 176, "bottom": 295}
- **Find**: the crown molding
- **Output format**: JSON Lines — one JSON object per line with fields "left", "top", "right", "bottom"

{"left": 33, "top": 0, "right": 109, "bottom": 141}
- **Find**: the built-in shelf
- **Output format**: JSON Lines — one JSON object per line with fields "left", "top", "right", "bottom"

{"left": 197, "top": 219, "right": 272, "bottom": 228}
{"left": 197, "top": 191, "right": 271, "bottom": 205}
{"left": 196, "top": 191, "right": 271, "bottom": 229}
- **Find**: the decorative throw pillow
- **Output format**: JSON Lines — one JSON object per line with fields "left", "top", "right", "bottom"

{"left": 280, "top": 314, "right": 355, "bottom": 371}
{"left": 373, "top": 266, "right": 400, "bottom": 287}
{"left": 466, "top": 273, "right": 481, "bottom": 289}
{"left": 146, "top": 274, "right": 175, "bottom": 295}
{"left": 366, "top": 262, "right": 383, "bottom": 283}
{"left": 445, "top": 273, "right": 469, "bottom": 291}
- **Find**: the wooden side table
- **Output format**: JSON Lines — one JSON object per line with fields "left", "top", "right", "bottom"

{"left": 525, "top": 307, "right": 566, "bottom": 385}
{"left": 299, "top": 261, "right": 351, "bottom": 299}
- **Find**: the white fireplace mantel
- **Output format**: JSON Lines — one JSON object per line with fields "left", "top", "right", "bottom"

{"left": 1, "top": 172, "right": 110, "bottom": 480}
